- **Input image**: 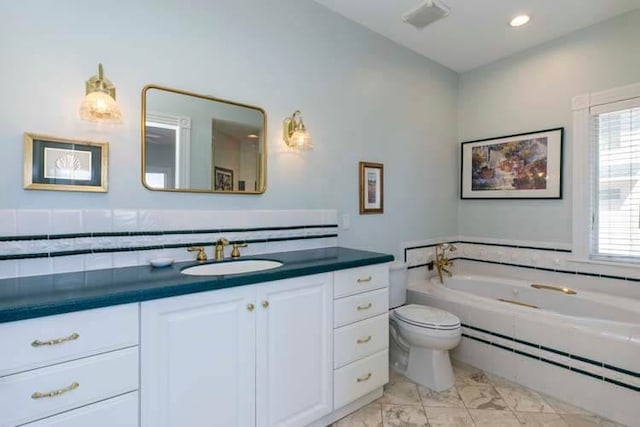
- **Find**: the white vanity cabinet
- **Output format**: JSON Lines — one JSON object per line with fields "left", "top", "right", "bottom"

{"left": 255, "top": 274, "right": 333, "bottom": 427}
{"left": 140, "top": 286, "right": 257, "bottom": 427}
{"left": 140, "top": 273, "right": 333, "bottom": 427}
{"left": 0, "top": 304, "right": 139, "bottom": 427}
{"left": 332, "top": 264, "right": 389, "bottom": 409}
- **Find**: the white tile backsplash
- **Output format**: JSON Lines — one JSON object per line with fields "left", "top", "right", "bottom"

{"left": 112, "top": 210, "right": 138, "bottom": 232}
{"left": 83, "top": 210, "right": 112, "bottom": 233}
{"left": 17, "top": 210, "right": 51, "bottom": 235}
{"left": 52, "top": 210, "right": 83, "bottom": 235}
{"left": 18, "top": 257, "right": 52, "bottom": 277}
{"left": 0, "top": 210, "right": 17, "bottom": 235}
{"left": 0, "top": 209, "right": 339, "bottom": 279}
{"left": 53, "top": 254, "right": 85, "bottom": 274}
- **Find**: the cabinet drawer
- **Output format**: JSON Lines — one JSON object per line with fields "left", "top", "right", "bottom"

{"left": 22, "top": 391, "right": 138, "bottom": 427}
{"left": 334, "top": 313, "right": 388, "bottom": 369}
{"left": 0, "top": 347, "right": 138, "bottom": 427}
{"left": 333, "top": 350, "right": 388, "bottom": 409}
{"left": 0, "top": 303, "right": 138, "bottom": 377}
{"left": 334, "top": 264, "right": 388, "bottom": 298}
{"left": 334, "top": 288, "right": 388, "bottom": 328}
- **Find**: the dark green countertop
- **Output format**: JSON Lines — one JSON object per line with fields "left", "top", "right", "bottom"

{"left": 0, "top": 247, "right": 393, "bottom": 323}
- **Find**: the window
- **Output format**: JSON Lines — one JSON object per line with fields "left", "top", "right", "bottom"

{"left": 572, "top": 83, "right": 640, "bottom": 264}
{"left": 593, "top": 105, "right": 640, "bottom": 260}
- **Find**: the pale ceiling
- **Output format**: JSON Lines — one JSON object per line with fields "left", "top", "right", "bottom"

{"left": 313, "top": 0, "right": 640, "bottom": 72}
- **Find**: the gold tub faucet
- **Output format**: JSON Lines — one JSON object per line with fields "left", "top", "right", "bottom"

{"left": 435, "top": 243, "right": 456, "bottom": 284}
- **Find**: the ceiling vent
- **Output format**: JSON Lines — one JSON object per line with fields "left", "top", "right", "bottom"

{"left": 402, "top": 0, "right": 450, "bottom": 29}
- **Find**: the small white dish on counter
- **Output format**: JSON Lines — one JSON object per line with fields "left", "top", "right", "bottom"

{"left": 149, "top": 258, "right": 174, "bottom": 268}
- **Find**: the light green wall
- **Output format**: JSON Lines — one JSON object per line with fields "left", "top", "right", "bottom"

{"left": 457, "top": 10, "right": 640, "bottom": 244}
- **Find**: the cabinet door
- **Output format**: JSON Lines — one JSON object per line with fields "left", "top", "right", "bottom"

{"left": 141, "top": 287, "right": 256, "bottom": 427}
{"left": 256, "top": 274, "right": 333, "bottom": 427}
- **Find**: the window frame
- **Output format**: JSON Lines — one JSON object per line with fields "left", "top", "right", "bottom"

{"left": 571, "top": 82, "right": 640, "bottom": 264}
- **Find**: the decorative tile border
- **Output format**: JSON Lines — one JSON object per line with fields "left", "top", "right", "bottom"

{"left": 404, "top": 240, "right": 640, "bottom": 282}
{"left": 0, "top": 225, "right": 338, "bottom": 261}
{"left": 461, "top": 323, "right": 640, "bottom": 393}
{"left": 0, "top": 209, "right": 339, "bottom": 278}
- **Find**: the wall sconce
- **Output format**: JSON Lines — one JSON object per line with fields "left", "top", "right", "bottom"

{"left": 79, "top": 63, "right": 122, "bottom": 123}
{"left": 283, "top": 110, "right": 312, "bottom": 150}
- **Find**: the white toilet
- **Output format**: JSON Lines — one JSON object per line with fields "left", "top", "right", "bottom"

{"left": 388, "top": 262, "right": 461, "bottom": 391}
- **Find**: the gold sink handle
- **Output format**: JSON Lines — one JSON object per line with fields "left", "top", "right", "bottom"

{"left": 231, "top": 242, "right": 248, "bottom": 258}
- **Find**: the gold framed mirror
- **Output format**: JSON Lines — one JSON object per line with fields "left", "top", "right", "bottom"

{"left": 141, "top": 85, "right": 266, "bottom": 194}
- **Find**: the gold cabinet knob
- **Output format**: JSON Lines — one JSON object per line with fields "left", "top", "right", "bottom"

{"left": 247, "top": 303, "right": 255, "bottom": 312}
{"left": 262, "top": 300, "right": 269, "bottom": 308}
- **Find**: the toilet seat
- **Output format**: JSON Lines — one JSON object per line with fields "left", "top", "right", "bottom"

{"left": 393, "top": 304, "right": 460, "bottom": 331}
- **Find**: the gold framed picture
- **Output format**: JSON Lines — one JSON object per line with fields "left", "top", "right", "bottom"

{"left": 24, "top": 133, "right": 108, "bottom": 192}
{"left": 359, "top": 161, "right": 384, "bottom": 214}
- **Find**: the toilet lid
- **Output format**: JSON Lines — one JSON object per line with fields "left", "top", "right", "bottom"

{"left": 394, "top": 304, "right": 460, "bottom": 330}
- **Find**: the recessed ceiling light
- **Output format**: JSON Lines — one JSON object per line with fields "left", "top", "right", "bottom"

{"left": 509, "top": 14, "right": 531, "bottom": 27}
{"left": 247, "top": 134, "right": 259, "bottom": 139}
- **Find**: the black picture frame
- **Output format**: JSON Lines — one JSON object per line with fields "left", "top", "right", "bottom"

{"left": 460, "top": 127, "right": 564, "bottom": 200}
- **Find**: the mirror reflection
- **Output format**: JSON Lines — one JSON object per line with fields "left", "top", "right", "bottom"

{"left": 142, "top": 85, "right": 266, "bottom": 193}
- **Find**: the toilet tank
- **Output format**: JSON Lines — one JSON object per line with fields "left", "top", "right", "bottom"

{"left": 389, "top": 261, "right": 408, "bottom": 308}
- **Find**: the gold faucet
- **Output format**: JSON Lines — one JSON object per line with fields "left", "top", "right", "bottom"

{"left": 187, "top": 246, "right": 207, "bottom": 262}
{"left": 214, "top": 238, "right": 229, "bottom": 261}
{"left": 230, "top": 243, "right": 248, "bottom": 258}
{"left": 435, "top": 243, "right": 456, "bottom": 284}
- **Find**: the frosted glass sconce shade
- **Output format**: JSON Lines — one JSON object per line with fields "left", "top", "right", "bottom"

{"left": 283, "top": 110, "right": 312, "bottom": 150}
{"left": 79, "top": 64, "right": 122, "bottom": 123}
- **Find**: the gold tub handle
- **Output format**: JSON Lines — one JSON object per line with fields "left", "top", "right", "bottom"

{"left": 531, "top": 284, "right": 577, "bottom": 295}
{"left": 32, "top": 332, "right": 79, "bottom": 347}
{"left": 32, "top": 382, "right": 79, "bottom": 399}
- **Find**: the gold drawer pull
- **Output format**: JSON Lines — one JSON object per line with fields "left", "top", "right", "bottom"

{"left": 357, "top": 303, "right": 372, "bottom": 311}
{"left": 31, "top": 382, "right": 79, "bottom": 399}
{"left": 357, "top": 373, "right": 372, "bottom": 382}
{"left": 357, "top": 276, "right": 372, "bottom": 283}
{"left": 32, "top": 332, "right": 79, "bottom": 347}
{"left": 357, "top": 336, "right": 372, "bottom": 344}
{"left": 247, "top": 303, "right": 255, "bottom": 312}
{"left": 262, "top": 300, "right": 269, "bottom": 308}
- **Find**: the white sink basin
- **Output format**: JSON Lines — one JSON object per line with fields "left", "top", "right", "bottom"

{"left": 182, "top": 260, "right": 283, "bottom": 276}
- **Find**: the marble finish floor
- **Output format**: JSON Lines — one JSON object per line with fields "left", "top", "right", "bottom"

{"left": 332, "top": 361, "right": 625, "bottom": 427}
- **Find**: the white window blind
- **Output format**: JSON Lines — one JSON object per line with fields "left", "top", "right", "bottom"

{"left": 591, "top": 99, "right": 640, "bottom": 261}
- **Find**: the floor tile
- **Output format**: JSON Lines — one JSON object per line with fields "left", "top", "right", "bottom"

{"left": 335, "top": 402, "right": 383, "bottom": 427}
{"left": 377, "top": 381, "right": 422, "bottom": 406}
{"left": 485, "top": 371, "right": 520, "bottom": 388}
{"left": 458, "top": 385, "right": 509, "bottom": 410}
{"left": 453, "top": 362, "right": 492, "bottom": 387}
{"left": 496, "top": 384, "right": 555, "bottom": 413}
{"left": 381, "top": 404, "right": 429, "bottom": 427}
{"left": 418, "top": 385, "right": 465, "bottom": 408}
{"left": 540, "top": 395, "right": 592, "bottom": 416}
{"left": 468, "top": 409, "right": 521, "bottom": 427}
{"left": 389, "top": 368, "right": 412, "bottom": 384}
{"left": 515, "top": 412, "right": 569, "bottom": 427}
{"left": 424, "top": 407, "right": 475, "bottom": 427}
{"left": 560, "top": 414, "right": 625, "bottom": 427}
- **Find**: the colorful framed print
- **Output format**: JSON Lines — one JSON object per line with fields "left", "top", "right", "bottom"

{"left": 359, "top": 161, "right": 384, "bottom": 214}
{"left": 460, "top": 127, "right": 563, "bottom": 199}
{"left": 214, "top": 166, "right": 234, "bottom": 191}
{"left": 23, "top": 133, "right": 108, "bottom": 192}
